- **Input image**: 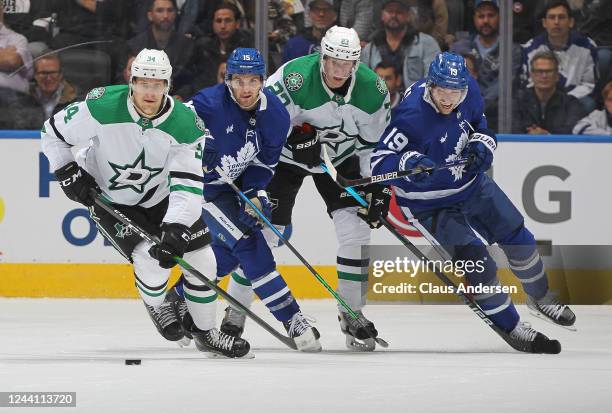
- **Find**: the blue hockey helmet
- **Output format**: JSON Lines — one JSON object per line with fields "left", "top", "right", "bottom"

{"left": 225, "top": 47, "right": 266, "bottom": 80}
{"left": 427, "top": 52, "right": 469, "bottom": 89}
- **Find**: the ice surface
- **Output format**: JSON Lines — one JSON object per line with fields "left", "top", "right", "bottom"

{"left": 0, "top": 299, "right": 610, "bottom": 413}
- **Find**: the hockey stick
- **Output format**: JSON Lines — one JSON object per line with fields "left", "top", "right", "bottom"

{"left": 322, "top": 147, "right": 470, "bottom": 187}
{"left": 91, "top": 193, "right": 298, "bottom": 350}
{"left": 214, "top": 166, "right": 389, "bottom": 348}
{"left": 320, "top": 158, "right": 558, "bottom": 354}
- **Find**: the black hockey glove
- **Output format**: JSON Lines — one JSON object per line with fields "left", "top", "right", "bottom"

{"left": 54, "top": 161, "right": 100, "bottom": 207}
{"left": 357, "top": 185, "right": 392, "bottom": 229}
{"left": 288, "top": 123, "right": 321, "bottom": 168}
{"left": 148, "top": 223, "right": 192, "bottom": 269}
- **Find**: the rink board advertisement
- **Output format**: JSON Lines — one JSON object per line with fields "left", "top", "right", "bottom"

{"left": 1, "top": 135, "right": 611, "bottom": 299}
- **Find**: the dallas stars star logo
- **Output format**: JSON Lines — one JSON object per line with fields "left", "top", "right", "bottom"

{"left": 108, "top": 150, "right": 163, "bottom": 193}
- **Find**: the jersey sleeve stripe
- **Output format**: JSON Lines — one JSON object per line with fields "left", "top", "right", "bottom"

{"left": 169, "top": 171, "right": 202, "bottom": 182}
{"left": 49, "top": 115, "right": 71, "bottom": 145}
{"left": 170, "top": 184, "right": 203, "bottom": 195}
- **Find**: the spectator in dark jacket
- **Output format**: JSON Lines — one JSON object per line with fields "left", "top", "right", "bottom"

{"left": 127, "top": 0, "right": 194, "bottom": 99}
{"left": 185, "top": 2, "right": 253, "bottom": 96}
{"left": 513, "top": 50, "right": 583, "bottom": 134}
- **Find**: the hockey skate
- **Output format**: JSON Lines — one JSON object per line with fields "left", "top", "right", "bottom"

{"left": 191, "top": 327, "right": 253, "bottom": 358}
{"left": 509, "top": 322, "right": 561, "bottom": 354}
{"left": 170, "top": 290, "right": 192, "bottom": 347}
{"left": 144, "top": 298, "right": 184, "bottom": 342}
{"left": 338, "top": 310, "right": 378, "bottom": 351}
{"left": 526, "top": 292, "right": 576, "bottom": 331}
{"left": 283, "top": 312, "right": 322, "bottom": 352}
{"left": 220, "top": 306, "right": 247, "bottom": 338}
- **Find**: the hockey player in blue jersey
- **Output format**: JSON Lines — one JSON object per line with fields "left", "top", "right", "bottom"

{"left": 371, "top": 52, "right": 576, "bottom": 353}
{"left": 181, "top": 48, "right": 321, "bottom": 352}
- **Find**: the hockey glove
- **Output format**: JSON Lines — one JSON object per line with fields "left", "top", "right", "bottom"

{"left": 462, "top": 132, "right": 496, "bottom": 174}
{"left": 288, "top": 123, "right": 321, "bottom": 168}
{"left": 148, "top": 223, "right": 192, "bottom": 269}
{"left": 399, "top": 152, "right": 436, "bottom": 184}
{"left": 239, "top": 189, "right": 272, "bottom": 229}
{"left": 54, "top": 161, "right": 100, "bottom": 207}
{"left": 202, "top": 136, "right": 219, "bottom": 173}
{"left": 358, "top": 185, "right": 392, "bottom": 229}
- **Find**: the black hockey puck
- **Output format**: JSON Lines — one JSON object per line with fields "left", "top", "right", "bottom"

{"left": 125, "top": 359, "right": 142, "bottom": 365}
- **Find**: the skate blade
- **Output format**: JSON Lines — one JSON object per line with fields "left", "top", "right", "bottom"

{"left": 203, "top": 351, "right": 255, "bottom": 359}
{"left": 177, "top": 337, "right": 192, "bottom": 348}
{"left": 529, "top": 310, "right": 577, "bottom": 332}
{"left": 294, "top": 329, "right": 322, "bottom": 352}
{"left": 344, "top": 334, "right": 376, "bottom": 352}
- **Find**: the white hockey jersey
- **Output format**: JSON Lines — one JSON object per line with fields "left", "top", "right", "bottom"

{"left": 41, "top": 85, "right": 207, "bottom": 226}
{"left": 265, "top": 53, "right": 391, "bottom": 175}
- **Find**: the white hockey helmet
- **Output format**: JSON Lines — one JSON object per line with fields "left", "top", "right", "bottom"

{"left": 321, "top": 26, "right": 361, "bottom": 61}
{"left": 130, "top": 48, "right": 173, "bottom": 95}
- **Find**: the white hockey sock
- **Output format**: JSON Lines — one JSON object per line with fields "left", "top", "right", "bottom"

{"left": 182, "top": 248, "right": 218, "bottom": 331}
{"left": 227, "top": 268, "right": 254, "bottom": 310}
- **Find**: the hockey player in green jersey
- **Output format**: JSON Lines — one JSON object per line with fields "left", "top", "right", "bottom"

{"left": 222, "top": 26, "right": 392, "bottom": 351}
{"left": 41, "top": 49, "right": 250, "bottom": 358}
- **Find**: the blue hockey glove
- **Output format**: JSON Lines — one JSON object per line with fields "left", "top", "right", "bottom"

{"left": 462, "top": 132, "right": 496, "bottom": 173}
{"left": 202, "top": 136, "right": 219, "bottom": 173}
{"left": 399, "top": 152, "right": 437, "bottom": 183}
{"left": 239, "top": 189, "right": 272, "bottom": 229}
{"left": 148, "top": 223, "right": 192, "bottom": 269}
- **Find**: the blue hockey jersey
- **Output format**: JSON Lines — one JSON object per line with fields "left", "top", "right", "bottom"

{"left": 371, "top": 76, "right": 492, "bottom": 211}
{"left": 189, "top": 83, "right": 291, "bottom": 200}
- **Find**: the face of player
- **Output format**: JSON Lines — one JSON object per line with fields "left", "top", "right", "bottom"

{"left": 375, "top": 66, "right": 401, "bottom": 95}
{"left": 431, "top": 85, "right": 464, "bottom": 115}
{"left": 213, "top": 8, "right": 240, "bottom": 41}
{"left": 530, "top": 58, "right": 559, "bottom": 92}
{"left": 229, "top": 74, "right": 262, "bottom": 110}
{"left": 131, "top": 77, "right": 167, "bottom": 117}
{"left": 309, "top": 1, "right": 337, "bottom": 30}
{"left": 147, "top": 0, "right": 176, "bottom": 32}
{"left": 34, "top": 58, "right": 63, "bottom": 97}
{"left": 473, "top": 4, "right": 499, "bottom": 39}
{"left": 322, "top": 56, "right": 355, "bottom": 89}
{"left": 542, "top": 5, "right": 574, "bottom": 40}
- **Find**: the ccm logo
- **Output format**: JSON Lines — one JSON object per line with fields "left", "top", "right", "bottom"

{"left": 371, "top": 172, "right": 398, "bottom": 183}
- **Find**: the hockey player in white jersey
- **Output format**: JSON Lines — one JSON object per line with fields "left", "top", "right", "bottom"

{"left": 41, "top": 49, "right": 250, "bottom": 358}
{"left": 371, "top": 52, "right": 575, "bottom": 353}
{"left": 222, "top": 27, "right": 392, "bottom": 351}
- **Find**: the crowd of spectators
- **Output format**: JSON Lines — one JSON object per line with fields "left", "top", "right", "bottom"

{"left": 0, "top": 0, "right": 610, "bottom": 135}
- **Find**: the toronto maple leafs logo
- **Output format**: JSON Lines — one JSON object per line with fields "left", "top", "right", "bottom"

{"left": 108, "top": 150, "right": 163, "bottom": 193}
{"left": 219, "top": 141, "right": 258, "bottom": 180}
{"left": 444, "top": 124, "right": 469, "bottom": 182}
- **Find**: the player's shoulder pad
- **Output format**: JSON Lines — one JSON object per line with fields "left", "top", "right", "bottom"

{"left": 392, "top": 80, "right": 427, "bottom": 134}
{"left": 260, "top": 88, "right": 291, "bottom": 133}
{"left": 190, "top": 83, "right": 226, "bottom": 119}
{"left": 85, "top": 85, "right": 132, "bottom": 125}
{"left": 158, "top": 99, "right": 206, "bottom": 144}
{"left": 350, "top": 63, "right": 389, "bottom": 115}
{"left": 280, "top": 53, "right": 323, "bottom": 107}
